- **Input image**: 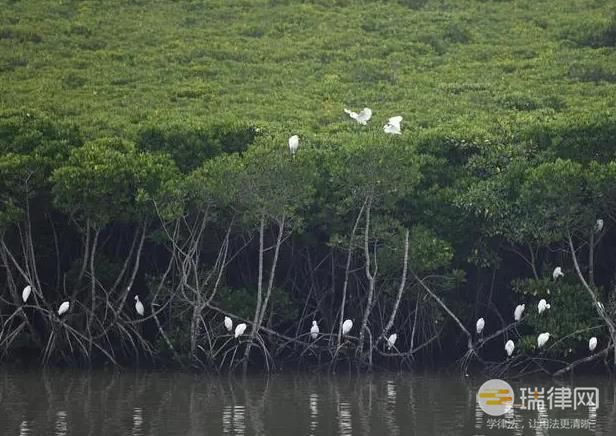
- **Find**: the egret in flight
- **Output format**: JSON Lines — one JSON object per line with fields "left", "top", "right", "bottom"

{"left": 589, "top": 337, "right": 597, "bottom": 352}
{"left": 505, "top": 340, "right": 515, "bottom": 357}
{"left": 224, "top": 316, "right": 233, "bottom": 332}
{"left": 537, "top": 332, "right": 550, "bottom": 348}
{"left": 310, "top": 320, "right": 319, "bottom": 339}
{"left": 57, "top": 301, "right": 70, "bottom": 316}
{"left": 288, "top": 135, "right": 299, "bottom": 156}
{"left": 134, "top": 295, "right": 144, "bottom": 316}
{"left": 538, "top": 299, "right": 551, "bottom": 314}
{"left": 342, "top": 319, "right": 353, "bottom": 335}
{"left": 386, "top": 333, "right": 398, "bottom": 350}
{"left": 514, "top": 304, "right": 525, "bottom": 321}
{"left": 22, "top": 285, "right": 32, "bottom": 303}
{"left": 383, "top": 116, "right": 402, "bottom": 135}
{"left": 552, "top": 266, "right": 564, "bottom": 280}
{"left": 234, "top": 323, "right": 247, "bottom": 338}
{"left": 344, "top": 107, "right": 372, "bottom": 125}
{"left": 476, "top": 318, "right": 485, "bottom": 335}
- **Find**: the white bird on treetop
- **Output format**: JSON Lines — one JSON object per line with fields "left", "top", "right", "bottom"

{"left": 22, "top": 285, "right": 32, "bottom": 303}
{"left": 595, "top": 219, "right": 604, "bottom": 233}
{"left": 288, "top": 135, "right": 299, "bottom": 156}
{"left": 310, "top": 320, "right": 319, "bottom": 339}
{"left": 514, "top": 304, "right": 525, "bottom": 321}
{"left": 224, "top": 316, "right": 233, "bottom": 332}
{"left": 589, "top": 337, "right": 597, "bottom": 352}
{"left": 57, "top": 301, "right": 70, "bottom": 316}
{"left": 383, "top": 116, "right": 402, "bottom": 135}
{"left": 134, "top": 295, "right": 144, "bottom": 316}
{"left": 234, "top": 323, "right": 247, "bottom": 338}
{"left": 476, "top": 318, "right": 485, "bottom": 334}
{"left": 342, "top": 319, "right": 353, "bottom": 335}
{"left": 344, "top": 107, "right": 372, "bottom": 125}
{"left": 386, "top": 333, "right": 397, "bottom": 350}
{"left": 537, "top": 332, "right": 550, "bottom": 348}
{"left": 538, "top": 299, "right": 551, "bottom": 314}
{"left": 552, "top": 266, "right": 564, "bottom": 280}
{"left": 505, "top": 340, "right": 515, "bottom": 357}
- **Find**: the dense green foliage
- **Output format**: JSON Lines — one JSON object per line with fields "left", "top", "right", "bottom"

{"left": 1, "top": 0, "right": 615, "bottom": 372}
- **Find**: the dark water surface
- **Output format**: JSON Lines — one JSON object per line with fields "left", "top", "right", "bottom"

{"left": 0, "top": 369, "right": 614, "bottom": 435}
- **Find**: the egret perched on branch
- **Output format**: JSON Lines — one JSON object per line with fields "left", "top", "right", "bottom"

{"left": 344, "top": 107, "right": 372, "bottom": 125}
{"left": 595, "top": 219, "right": 604, "bottom": 233}
{"left": 589, "top": 337, "right": 597, "bottom": 352}
{"left": 134, "top": 295, "right": 144, "bottom": 316}
{"left": 514, "top": 304, "right": 525, "bottom": 321}
{"left": 538, "top": 299, "right": 551, "bottom": 314}
{"left": 386, "top": 333, "right": 397, "bottom": 350}
{"left": 596, "top": 301, "right": 605, "bottom": 313}
{"left": 234, "top": 323, "right": 247, "bottom": 338}
{"left": 383, "top": 116, "right": 402, "bottom": 135}
{"left": 288, "top": 135, "right": 299, "bottom": 157}
{"left": 552, "top": 266, "right": 564, "bottom": 280}
{"left": 505, "top": 340, "right": 515, "bottom": 357}
{"left": 537, "top": 332, "right": 550, "bottom": 348}
{"left": 57, "top": 301, "right": 70, "bottom": 316}
{"left": 476, "top": 318, "right": 485, "bottom": 335}
{"left": 342, "top": 319, "right": 353, "bottom": 335}
{"left": 224, "top": 316, "right": 233, "bottom": 332}
{"left": 22, "top": 285, "right": 32, "bottom": 303}
{"left": 310, "top": 320, "right": 319, "bottom": 339}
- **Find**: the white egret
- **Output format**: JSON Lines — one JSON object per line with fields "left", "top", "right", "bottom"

{"left": 310, "top": 320, "right": 319, "bottom": 339}
{"left": 288, "top": 135, "right": 299, "bottom": 156}
{"left": 538, "top": 299, "right": 551, "bottom": 314}
{"left": 505, "top": 339, "right": 515, "bottom": 357}
{"left": 383, "top": 116, "right": 402, "bottom": 135}
{"left": 476, "top": 318, "right": 485, "bottom": 334}
{"left": 386, "top": 333, "right": 397, "bottom": 350}
{"left": 342, "top": 319, "right": 353, "bottom": 335}
{"left": 57, "top": 301, "right": 70, "bottom": 316}
{"left": 224, "top": 316, "right": 233, "bottom": 332}
{"left": 537, "top": 332, "right": 550, "bottom": 348}
{"left": 234, "top": 323, "right": 247, "bottom": 338}
{"left": 22, "top": 285, "right": 32, "bottom": 303}
{"left": 595, "top": 219, "right": 604, "bottom": 233}
{"left": 514, "top": 304, "right": 525, "bottom": 321}
{"left": 596, "top": 301, "right": 605, "bottom": 313}
{"left": 134, "top": 295, "right": 144, "bottom": 316}
{"left": 552, "top": 266, "right": 564, "bottom": 280}
{"left": 344, "top": 107, "right": 372, "bottom": 125}
{"left": 589, "top": 337, "right": 597, "bottom": 352}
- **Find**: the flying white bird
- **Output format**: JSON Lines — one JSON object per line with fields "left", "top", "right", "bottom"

{"left": 595, "top": 219, "right": 604, "bottom": 233}
{"left": 514, "top": 304, "right": 525, "bottom": 321}
{"left": 476, "top": 318, "right": 485, "bottom": 334}
{"left": 310, "top": 320, "right": 319, "bottom": 339}
{"left": 538, "top": 299, "right": 551, "bottom": 314}
{"left": 505, "top": 340, "right": 515, "bottom": 357}
{"left": 386, "top": 333, "right": 398, "bottom": 350}
{"left": 552, "top": 266, "right": 564, "bottom": 280}
{"left": 288, "top": 135, "right": 299, "bottom": 156}
{"left": 134, "top": 295, "right": 144, "bottom": 316}
{"left": 537, "top": 332, "right": 550, "bottom": 348}
{"left": 383, "top": 116, "right": 403, "bottom": 135}
{"left": 342, "top": 319, "right": 353, "bottom": 335}
{"left": 589, "top": 337, "right": 597, "bottom": 352}
{"left": 224, "top": 316, "right": 233, "bottom": 332}
{"left": 234, "top": 323, "right": 247, "bottom": 338}
{"left": 22, "top": 285, "right": 32, "bottom": 303}
{"left": 344, "top": 107, "right": 372, "bottom": 125}
{"left": 57, "top": 301, "right": 70, "bottom": 316}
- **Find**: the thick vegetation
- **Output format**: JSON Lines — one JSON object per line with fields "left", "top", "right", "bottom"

{"left": 0, "top": 0, "right": 615, "bottom": 375}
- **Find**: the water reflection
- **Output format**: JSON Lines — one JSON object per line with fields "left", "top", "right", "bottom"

{"left": 0, "top": 370, "right": 614, "bottom": 435}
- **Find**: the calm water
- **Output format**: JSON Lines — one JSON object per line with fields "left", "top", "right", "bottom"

{"left": 0, "top": 369, "right": 614, "bottom": 435}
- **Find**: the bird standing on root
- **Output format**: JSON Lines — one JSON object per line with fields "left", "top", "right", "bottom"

{"left": 537, "top": 332, "right": 550, "bottom": 349}
{"left": 538, "top": 299, "right": 551, "bottom": 314}
{"left": 342, "top": 319, "right": 353, "bottom": 336}
{"left": 224, "top": 316, "right": 233, "bottom": 332}
{"left": 595, "top": 219, "right": 604, "bottom": 233}
{"left": 310, "top": 320, "right": 319, "bottom": 339}
{"left": 589, "top": 337, "right": 597, "bottom": 353}
{"left": 552, "top": 266, "right": 564, "bottom": 280}
{"left": 476, "top": 318, "right": 485, "bottom": 335}
{"left": 514, "top": 304, "right": 525, "bottom": 321}
{"left": 57, "top": 301, "right": 70, "bottom": 316}
{"left": 344, "top": 107, "right": 372, "bottom": 125}
{"left": 134, "top": 295, "right": 144, "bottom": 316}
{"left": 22, "top": 285, "right": 32, "bottom": 303}
{"left": 386, "top": 333, "right": 397, "bottom": 350}
{"left": 505, "top": 340, "right": 515, "bottom": 357}
{"left": 234, "top": 323, "right": 247, "bottom": 339}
